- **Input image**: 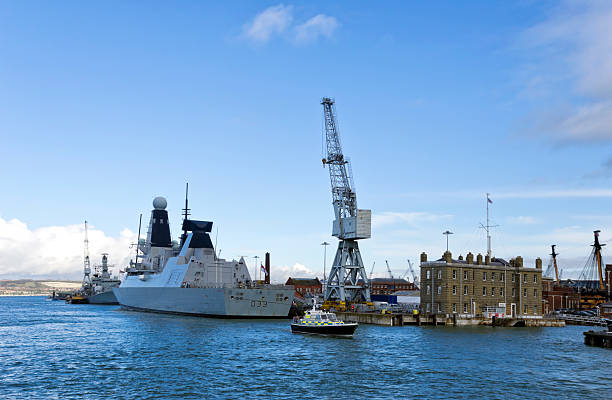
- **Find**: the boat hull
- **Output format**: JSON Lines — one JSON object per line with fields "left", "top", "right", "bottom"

{"left": 87, "top": 290, "right": 119, "bottom": 305}
{"left": 291, "top": 323, "right": 358, "bottom": 337}
{"left": 113, "top": 286, "right": 294, "bottom": 318}
{"left": 69, "top": 296, "right": 89, "bottom": 304}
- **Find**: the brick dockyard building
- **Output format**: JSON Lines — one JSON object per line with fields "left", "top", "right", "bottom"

{"left": 419, "top": 251, "right": 542, "bottom": 318}
{"left": 541, "top": 277, "right": 581, "bottom": 313}
{"left": 285, "top": 277, "right": 322, "bottom": 299}
{"left": 369, "top": 278, "right": 417, "bottom": 295}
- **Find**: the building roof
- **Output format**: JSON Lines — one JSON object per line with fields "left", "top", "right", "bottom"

{"left": 433, "top": 257, "right": 511, "bottom": 267}
{"left": 394, "top": 290, "right": 420, "bottom": 296}
{"left": 285, "top": 277, "right": 321, "bottom": 286}
{"left": 370, "top": 278, "right": 410, "bottom": 283}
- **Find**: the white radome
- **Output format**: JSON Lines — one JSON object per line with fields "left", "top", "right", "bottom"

{"left": 153, "top": 196, "right": 167, "bottom": 210}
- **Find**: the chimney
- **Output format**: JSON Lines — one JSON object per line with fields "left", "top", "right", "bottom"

{"left": 265, "top": 252, "right": 271, "bottom": 284}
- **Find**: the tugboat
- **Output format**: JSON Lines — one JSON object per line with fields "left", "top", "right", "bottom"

{"left": 291, "top": 302, "right": 358, "bottom": 337}
{"left": 67, "top": 294, "right": 89, "bottom": 304}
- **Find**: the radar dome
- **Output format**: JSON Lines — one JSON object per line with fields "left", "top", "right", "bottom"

{"left": 153, "top": 196, "right": 167, "bottom": 210}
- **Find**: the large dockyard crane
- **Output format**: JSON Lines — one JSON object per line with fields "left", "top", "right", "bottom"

{"left": 82, "top": 221, "right": 92, "bottom": 289}
{"left": 407, "top": 259, "right": 419, "bottom": 288}
{"left": 321, "top": 97, "right": 371, "bottom": 306}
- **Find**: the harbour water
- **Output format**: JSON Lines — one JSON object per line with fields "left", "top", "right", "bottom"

{"left": 1, "top": 297, "right": 609, "bottom": 399}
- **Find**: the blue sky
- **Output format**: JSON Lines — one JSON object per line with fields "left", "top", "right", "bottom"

{"left": 2, "top": 1, "right": 612, "bottom": 281}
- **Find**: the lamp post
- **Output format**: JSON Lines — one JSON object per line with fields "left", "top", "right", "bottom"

{"left": 321, "top": 241, "right": 329, "bottom": 295}
{"left": 442, "top": 230, "right": 454, "bottom": 252}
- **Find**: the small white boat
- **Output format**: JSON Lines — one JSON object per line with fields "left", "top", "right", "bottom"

{"left": 291, "top": 303, "right": 357, "bottom": 337}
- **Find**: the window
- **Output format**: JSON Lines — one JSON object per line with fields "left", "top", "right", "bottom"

{"left": 524, "top": 274, "right": 528, "bottom": 283}
{"left": 512, "top": 274, "right": 515, "bottom": 283}
{"left": 452, "top": 285, "right": 457, "bottom": 295}
{"left": 453, "top": 270, "right": 457, "bottom": 279}
{"left": 463, "top": 303, "right": 468, "bottom": 313}
{"left": 534, "top": 306, "right": 538, "bottom": 315}
{"left": 426, "top": 285, "right": 431, "bottom": 294}
{"left": 492, "top": 272, "right": 496, "bottom": 281}
{"left": 500, "top": 287, "right": 504, "bottom": 297}
{"left": 524, "top": 288, "right": 527, "bottom": 297}
{"left": 524, "top": 305, "right": 528, "bottom": 314}
{"left": 533, "top": 275, "right": 537, "bottom": 283}
{"left": 426, "top": 303, "right": 431, "bottom": 312}
{"left": 464, "top": 270, "right": 468, "bottom": 280}
{"left": 437, "top": 303, "right": 441, "bottom": 313}
{"left": 464, "top": 285, "right": 468, "bottom": 295}
{"left": 437, "top": 286, "right": 442, "bottom": 295}
{"left": 500, "top": 273, "right": 504, "bottom": 282}
{"left": 483, "top": 287, "right": 487, "bottom": 296}
{"left": 533, "top": 289, "right": 537, "bottom": 297}
{"left": 452, "top": 303, "right": 457, "bottom": 313}
{"left": 437, "top": 270, "right": 442, "bottom": 280}
{"left": 512, "top": 288, "right": 516, "bottom": 297}
{"left": 426, "top": 270, "right": 431, "bottom": 279}
{"left": 483, "top": 272, "right": 487, "bottom": 281}
{"left": 491, "top": 288, "right": 496, "bottom": 296}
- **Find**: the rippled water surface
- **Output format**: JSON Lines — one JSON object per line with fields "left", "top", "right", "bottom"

{"left": 1, "top": 297, "right": 610, "bottom": 399}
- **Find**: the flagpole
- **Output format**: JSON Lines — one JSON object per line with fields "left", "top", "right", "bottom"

{"left": 486, "top": 193, "right": 491, "bottom": 258}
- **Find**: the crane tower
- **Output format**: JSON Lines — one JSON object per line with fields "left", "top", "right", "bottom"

{"left": 321, "top": 97, "right": 371, "bottom": 304}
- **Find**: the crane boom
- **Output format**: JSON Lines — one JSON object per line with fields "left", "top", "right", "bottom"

{"left": 82, "top": 220, "right": 91, "bottom": 288}
{"left": 321, "top": 97, "right": 371, "bottom": 304}
{"left": 385, "top": 260, "right": 393, "bottom": 279}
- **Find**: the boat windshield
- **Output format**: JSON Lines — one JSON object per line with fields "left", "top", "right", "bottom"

{"left": 315, "top": 314, "right": 322, "bottom": 321}
{"left": 328, "top": 314, "right": 336, "bottom": 321}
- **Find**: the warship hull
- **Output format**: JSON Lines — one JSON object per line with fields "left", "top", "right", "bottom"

{"left": 87, "top": 290, "right": 119, "bottom": 305}
{"left": 113, "top": 286, "right": 294, "bottom": 318}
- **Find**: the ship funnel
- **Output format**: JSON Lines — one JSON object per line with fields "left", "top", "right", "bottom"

{"left": 265, "top": 252, "right": 271, "bottom": 284}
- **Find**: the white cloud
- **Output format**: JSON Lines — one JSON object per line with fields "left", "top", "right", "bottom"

{"left": 0, "top": 217, "right": 135, "bottom": 280}
{"left": 294, "top": 14, "right": 338, "bottom": 43}
{"left": 272, "top": 262, "right": 315, "bottom": 284}
{"left": 243, "top": 5, "right": 338, "bottom": 44}
{"left": 243, "top": 4, "right": 293, "bottom": 43}
{"left": 372, "top": 211, "right": 453, "bottom": 228}
{"left": 507, "top": 216, "right": 536, "bottom": 225}
{"left": 495, "top": 189, "right": 612, "bottom": 199}
{"left": 522, "top": 1, "right": 612, "bottom": 142}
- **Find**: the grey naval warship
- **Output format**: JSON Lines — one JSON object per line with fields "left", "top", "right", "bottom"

{"left": 87, "top": 254, "right": 121, "bottom": 304}
{"left": 113, "top": 196, "right": 295, "bottom": 318}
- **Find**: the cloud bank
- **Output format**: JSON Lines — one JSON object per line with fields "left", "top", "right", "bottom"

{"left": 0, "top": 217, "right": 135, "bottom": 280}
{"left": 523, "top": 1, "right": 612, "bottom": 143}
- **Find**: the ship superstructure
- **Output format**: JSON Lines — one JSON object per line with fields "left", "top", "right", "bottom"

{"left": 87, "top": 254, "right": 121, "bottom": 304}
{"left": 113, "top": 196, "right": 294, "bottom": 317}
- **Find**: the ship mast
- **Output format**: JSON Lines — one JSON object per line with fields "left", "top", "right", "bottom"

{"left": 180, "top": 182, "right": 191, "bottom": 247}
{"left": 593, "top": 230, "right": 605, "bottom": 290}
{"left": 551, "top": 245, "right": 560, "bottom": 286}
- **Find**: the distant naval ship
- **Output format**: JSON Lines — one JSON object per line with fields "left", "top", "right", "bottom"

{"left": 87, "top": 254, "right": 121, "bottom": 304}
{"left": 113, "top": 195, "right": 294, "bottom": 318}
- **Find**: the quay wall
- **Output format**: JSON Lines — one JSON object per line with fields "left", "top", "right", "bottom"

{"left": 335, "top": 312, "right": 564, "bottom": 327}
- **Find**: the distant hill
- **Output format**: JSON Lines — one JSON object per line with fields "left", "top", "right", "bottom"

{"left": 0, "top": 280, "right": 81, "bottom": 296}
